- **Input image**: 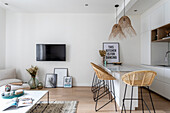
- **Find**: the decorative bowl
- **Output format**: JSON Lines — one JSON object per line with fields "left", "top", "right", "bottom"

{"left": 113, "top": 62, "right": 122, "bottom": 65}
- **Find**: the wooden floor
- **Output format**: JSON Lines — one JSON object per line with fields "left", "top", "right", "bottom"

{"left": 41, "top": 87, "right": 170, "bottom": 113}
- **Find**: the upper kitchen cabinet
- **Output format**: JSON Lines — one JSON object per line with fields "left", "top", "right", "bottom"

{"left": 164, "top": 68, "right": 170, "bottom": 84}
{"left": 150, "top": 5, "right": 165, "bottom": 30}
{"left": 165, "top": 0, "right": 170, "bottom": 24}
{"left": 141, "top": 15, "right": 150, "bottom": 33}
{"left": 141, "top": 31, "right": 151, "bottom": 65}
{"left": 151, "top": 23, "right": 170, "bottom": 42}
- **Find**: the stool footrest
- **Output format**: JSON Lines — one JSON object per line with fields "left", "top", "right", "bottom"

{"left": 121, "top": 86, "right": 155, "bottom": 113}
{"left": 123, "top": 98, "right": 142, "bottom": 100}
{"left": 94, "top": 89, "right": 110, "bottom": 101}
{"left": 96, "top": 97, "right": 115, "bottom": 112}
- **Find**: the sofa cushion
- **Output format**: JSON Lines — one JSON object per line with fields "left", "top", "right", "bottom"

{"left": 0, "top": 68, "right": 17, "bottom": 81}
{"left": 0, "top": 79, "right": 22, "bottom": 87}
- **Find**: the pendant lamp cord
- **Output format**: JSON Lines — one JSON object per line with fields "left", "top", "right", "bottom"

{"left": 124, "top": 0, "right": 125, "bottom": 16}
{"left": 116, "top": 6, "right": 117, "bottom": 24}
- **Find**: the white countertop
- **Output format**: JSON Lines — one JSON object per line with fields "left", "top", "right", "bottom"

{"left": 143, "top": 64, "right": 170, "bottom": 69}
{"left": 101, "top": 64, "right": 149, "bottom": 72}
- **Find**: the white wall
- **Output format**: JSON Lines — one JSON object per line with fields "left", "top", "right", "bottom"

{"left": 0, "top": 6, "right": 6, "bottom": 69}
{"left": 111, "top": 15, "right": 141, "bottom": 65}
{"left": 6, "top": 12, "right": 141, "bottom": 86}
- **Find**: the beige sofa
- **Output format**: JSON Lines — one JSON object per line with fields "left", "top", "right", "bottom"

{"left": 0, "top": 68, "right": 30, "bottom": 92}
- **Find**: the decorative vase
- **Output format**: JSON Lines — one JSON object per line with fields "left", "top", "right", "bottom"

{"left": 37, "top": 82, "right": 43, "bottom": 90}
{"left": 28, "top": 77, "right": 39, "bottom": 89}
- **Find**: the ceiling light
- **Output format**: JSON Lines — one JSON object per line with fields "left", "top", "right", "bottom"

{"left": 85, "top": 4, "right": 88, "bottom": 7}
{"left": 4, "top": 3, "right": 8, "bottom": 5}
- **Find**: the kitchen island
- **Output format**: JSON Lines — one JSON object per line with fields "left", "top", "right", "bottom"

{"left": 101, "top": 64, "right": 149, "bottom": 110}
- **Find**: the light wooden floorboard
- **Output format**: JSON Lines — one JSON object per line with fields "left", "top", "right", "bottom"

{"left": 40, "top": 87, "right": 170, "bottom": 113}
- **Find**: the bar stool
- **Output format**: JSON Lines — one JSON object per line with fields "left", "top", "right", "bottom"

{"left": 91, "top": 63, "right": 106, "bottom": 95}
{"left": 121, "top": 70, "right": 157, "bottom": 113}
{"left": 91, "top": 62, "right": 117, "bottom": 112}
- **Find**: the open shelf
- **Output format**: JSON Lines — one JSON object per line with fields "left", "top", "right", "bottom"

{"left": 151, "top": 23, "right": 170, "bottom": 42}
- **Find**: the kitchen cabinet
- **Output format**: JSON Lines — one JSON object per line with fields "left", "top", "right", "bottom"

{"left": 150, "top": 66, "right": 165, "bottom": 82}
{"left": 150, "top": 5, "right": 165, "bottom": 30}
{"left": 140, "top": 0, "right": 170, "bottom": 100}
{"left": 141, "top": 15, "right": 150, "bottom": 33}
{"left": 140, "top": 31, "right": 151, "bottom": 65}
{"left": 151, "top": 23, "right": 170, "bottom": 42}
{"left": 163, "top": 81, "right": 170, "bottom": 99}
{"left": 164, "top": 68, "right": 170, "bottom": 84}
{"left": 150, "top": 79, "right": 170, "bottom": 99}
{"left": 165, "top": 0, "right": 170, "bottom": 24}
{"left": 150, "top": 79, "right": 165, "bottom": 97}
{"left": 141, "top": 65, "right": 170, "bottom": 100}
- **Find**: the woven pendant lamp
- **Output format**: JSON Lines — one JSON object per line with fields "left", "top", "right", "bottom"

{"left": 119, "top": 0, "right": 136, "bottom": 37}
{"left": 109, "top": 5, "right": 125, "bottom": 39}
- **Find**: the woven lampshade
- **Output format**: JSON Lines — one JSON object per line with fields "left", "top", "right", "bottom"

{"left": 118, "top": 0, "right": 136, "bottom": 37}
{"left": 109, "top": 4, "right": 125, "bottom": 39}
{"left": 119, "top": 16, "right": 136, "bottom": 37}
{"left": 109, "top": 24, "right": 125, "bottom": 39}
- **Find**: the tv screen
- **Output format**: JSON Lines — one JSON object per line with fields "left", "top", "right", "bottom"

{"left": 36, "top": 44, "right": 66, "bottom": 61}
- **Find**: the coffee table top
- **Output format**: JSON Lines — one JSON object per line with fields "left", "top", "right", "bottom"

{"left": 0, "top": 90, "right": 48, "bottom": 113}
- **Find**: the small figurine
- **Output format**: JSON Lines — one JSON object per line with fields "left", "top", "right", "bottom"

{"left": 5, "top": 84, "right": 11, "bottom": 92}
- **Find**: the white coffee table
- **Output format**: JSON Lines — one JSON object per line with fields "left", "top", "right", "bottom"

{"left": 0, "top": 90, "right": 49, "bottom": 113}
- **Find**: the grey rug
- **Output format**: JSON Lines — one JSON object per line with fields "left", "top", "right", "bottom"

{"left": 27, "top": 101, "right": 78, "bottom": 113}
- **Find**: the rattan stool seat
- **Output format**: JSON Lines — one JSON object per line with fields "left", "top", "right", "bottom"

{"left": 121, "top": 70, "right": 157, "bottom": 86}
{"left": 91, "top": 62, "right": 116, "bottom": 80}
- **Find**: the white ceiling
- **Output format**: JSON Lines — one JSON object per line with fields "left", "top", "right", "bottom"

{"left": 0, "top": 0, "right": 161, "bottom": 14}
{"left": 126, "top": 0, "right": 160, "bottom": 15}
{"left": 0, "top": 0, "right": 124, "bottom": 13}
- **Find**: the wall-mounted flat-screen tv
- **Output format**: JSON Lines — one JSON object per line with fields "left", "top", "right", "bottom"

{"left": 36, "top": 44, "right": 66, "bottom": 61}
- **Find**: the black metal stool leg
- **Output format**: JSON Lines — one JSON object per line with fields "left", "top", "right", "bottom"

{"left": 92, "top": 75, "right": 99, "bottom": 94}
{"left": 103, "top": 80, "right": 106, "bottom": 91}
{"left": 93, "top": 78, "right": 100, "bottom": 101}
{"left": 106, "top": 80, "right": 111, "bottom": 100}
{"left": 141, "top": 87, "right": 144, "bottom": 113}
{"left": 121, "top": 84, "right": 127, "bottom": 113}
{"left": 148, "top": 87, "right": 156, "bottom": 113}
{"left": 91, "top": 73, "right": 96, "bottom": 92}
{"left": 95, "top": 80, "right": 101, "bottom": 112}
{"left": 112, "top": 80, "right": 117, "bottom": 112}
{"left": 130, "top": 86, "right": 134, "bottom": 113}
{"left": 109, "top": 80, "right": 112, "bottom": 101}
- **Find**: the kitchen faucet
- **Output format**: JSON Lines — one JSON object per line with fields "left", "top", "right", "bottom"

{"left": 165, "top": 51, "right": 170, "bottom": 62}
